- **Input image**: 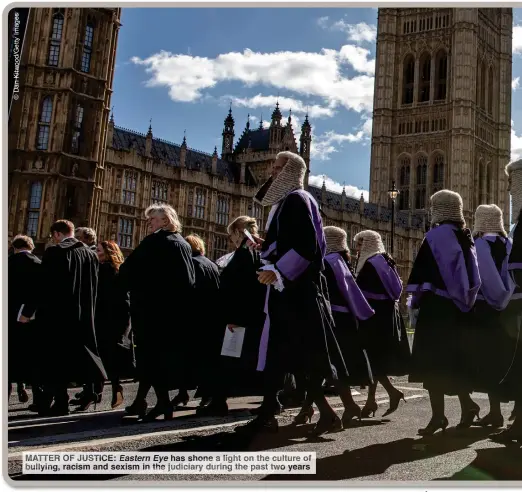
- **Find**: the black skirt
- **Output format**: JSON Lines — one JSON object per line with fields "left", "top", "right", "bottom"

{"left": 332, "top": 311, "right": 373, "bottom": 386}
{"left": 471, "top": 301, "right": 520, "bottom": 400}
{"left": 359, "top": 300, "right": 411, "bottom": 378}
{"left": 409, "top": 293, "right": 475, "bottom": 395}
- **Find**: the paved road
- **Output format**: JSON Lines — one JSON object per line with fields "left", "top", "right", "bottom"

{"left": 7, "top": 379, "right": 522, "bottom": 482}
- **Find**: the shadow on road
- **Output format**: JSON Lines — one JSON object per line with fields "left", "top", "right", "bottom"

{"left": 263, "top": 426, "right": 497, "bottom": 481}
{"left": 436, "top": 445, "right": 522, "bottom": 480}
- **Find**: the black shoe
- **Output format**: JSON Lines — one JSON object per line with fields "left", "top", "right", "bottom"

{"left": 171, "top": 392, "right": 190, "bottom": 408}
{"left": 40, "top": 404, "right": 70, "bottom": 417}
{"left": 18, "top": 389, "right": 29, "bottom": 403}
{"left": 196, "top": 401, "right": 228, "bottom": 417}
{"left": 313, "top": 413, "right": 343, "bottom": 436}
{"left": 418, "top": 416, "right": 449, "bottom": 436}
{"left": 234, "top": 416, "right": 278, "bottom": 434}
{"left": 75, "top": 394, "right": 101, "bottom": 412}
{"left": 475, "top": 413, "right": 504, "bottom": 428}
{"left": 125, "top": 399, "right": 148, "bottom": 418}
{"left": 250, "top": 404, "right": 283, "bottom": 416}
{"left": 456, "top": 403, "right": 480, "bottom": 430}
{"left": 199, "top": 396, "right": 212, "bottom": 408}
{"left": 490, "top": 427, "right": 522, "bottom": 445}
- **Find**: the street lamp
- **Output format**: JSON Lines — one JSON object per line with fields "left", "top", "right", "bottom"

{"left": 388, "top": 181, "right": 400, "bottom": 255}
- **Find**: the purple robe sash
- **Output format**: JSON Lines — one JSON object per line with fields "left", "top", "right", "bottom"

{"left": 475, "top": 236, "right": 515, "bottom": 311}
{"left": 407, "top": 224, "right": 481, "bottom": 312}
{"left": 325, "top": 253, "right": 375, "bottom": 321}
{"left": 366, "top": 254, "right": 403, "bottom": 302}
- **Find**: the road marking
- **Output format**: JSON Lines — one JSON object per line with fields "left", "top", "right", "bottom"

{"left": 393, "top": 385, "right": 428, "bottom": 392}
{"left": 8, "top": 393, "right": 427, "bottom": 458}
{"left": 8, "top": 408, "right": 127, "bottom": 425}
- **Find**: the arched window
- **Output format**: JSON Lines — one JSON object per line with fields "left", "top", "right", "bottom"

{"left": 216, "top": 195, "right": 230, "bottom": 226}
{"left": 415, "top": 154, "right": 427, "bottom": 209}
{"left": 36, "top": 96, "right": 53, "bottom": 150}
{"left": 478, "top": 159, "right": 485, "bottom": 204}
{"left": 402, "top": 55, "right": 415, "bottom": 105}
{"left": 47, "top": 9, "right": 64, "bottom": 66}
{"left": 434, "top": 50, "right": 448, "bottom": 100}
{"left": 433, "top": 153, "right": 444, "bottom": 192}
{"left": 418, "top": 53, "right": 431, "bottom": 103}
{"left": 80, "top": 22, "right": 94, "bottom": 73}
{"left": 26, "top": 182, "right": 43, "bottom": 238}
{"left": 480, "top": 61, "right": 487, "bottom": 109}
{"left": 487, "top": 66, "right": 494, "bottom": 115}
{"left": 485, "top": 162, "right": 491, "bottom": 202}
{"left": 398, "top": 155, "right": 411, "bottom": 210}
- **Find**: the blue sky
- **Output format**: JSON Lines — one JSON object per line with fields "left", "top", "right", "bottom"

{"left": 111, "top": 8, "right": 522, "bottom": 199}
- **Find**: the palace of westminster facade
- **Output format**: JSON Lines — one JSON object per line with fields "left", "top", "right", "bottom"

{"left": 8, "top": 7, "right": 513, "bottom": 283}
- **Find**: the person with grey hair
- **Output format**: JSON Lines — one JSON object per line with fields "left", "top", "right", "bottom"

{"left": 75, "top": 227, "right": 97, "bottom": 251}
{"left": 8, "top": 235, "right": 41, "bottom": 406}
{"left": 239, "top": 151, "right": 350, "bottom": 436}
{"left": 407, "top": 190, "right": 481, "bottom": 436}
{"left": 490, "top": 159, "right": 522, "bottom": 444}
{"left": 119, "top": 204, "right": 196, "bottom": 422}
{"left": 470, "top": 204, "right": 516, "bottom": 430}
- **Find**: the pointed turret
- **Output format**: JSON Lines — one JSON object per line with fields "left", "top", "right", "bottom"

{"left": 212, "top": 146, "right": 218, "bottom": 174}
{"left": 180, "top": 130, "right": 187, "bottom": 167}
{"left": 145, "top": 118, "right": 153, "bottom": 156}
{"left": 106, "top": 107, "right": 115, "bottom": 149}
{"left": 299, "top": 113, "right": 312, "bottom": 187}
{"left": 221, "top": 105, "right": 235, "bottom": 157}
{"left": 269, "top": 101, "right": 283, "bottom": 150}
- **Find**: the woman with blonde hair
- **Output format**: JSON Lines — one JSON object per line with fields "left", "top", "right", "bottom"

{"left": 178, "top": 234, "right": 220, "bottom": 409}
{"left": 119, "top": 204, "right": 196, "bottom": 422}
{"left": 197, "top": 215, "right": 266, "bottom": 417}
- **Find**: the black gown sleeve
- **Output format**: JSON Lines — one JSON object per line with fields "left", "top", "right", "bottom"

{"left": 274, "top": 192, "right": 320, "bottom": 284}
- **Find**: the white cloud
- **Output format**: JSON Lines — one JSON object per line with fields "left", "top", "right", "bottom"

{"left": 514, "top": 25, "right": 522, "bottom": 54}
{"left": 309, "top": 174, "right": 369, "bottom": 201}
{"left": 318, "top": 17, "right": 377, "bottom": 45}
{"left": 512, "top": 120, "right": 522, "bottom": 161}
{"left": 224, "top": 94, "right": 335, "bottom": 118}
{"left": 317, "top": 16, "right": 329, "bottom": 29}
{"left": 131, "top": 46, "right": 375, "bottom": 113}
{"left": 310, "top": 117, "right": 372, "bottom": 160}
{"left": 513, "top": 77, "right": 520, "bottom": 91}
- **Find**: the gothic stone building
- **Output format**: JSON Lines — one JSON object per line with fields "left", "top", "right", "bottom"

{"left": 8, "top": 7, "right": 513, "bottom": 285}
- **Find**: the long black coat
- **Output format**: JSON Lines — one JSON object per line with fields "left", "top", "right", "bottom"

{"left": 8, "top": 251, "right": 41, "bottom": 382}
{"left": 95, "top": 262, "right": 132, "bottom": 381}
{"left": 37, "top": 238, "right": 106, "bottom": 384}
{"left": 191, "top": 253, "right": 221, "bottom": 375}
{"left": 217, "top": 241, "right": 266, "bottom": 396}
{"left": 119, "top": 229, "right": 196, "bottom": 389}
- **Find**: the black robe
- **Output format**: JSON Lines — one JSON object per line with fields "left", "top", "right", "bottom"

{"left": 8, "top": 251, "right": 41, "bottom": 383}
{"left": 190, "top": 253, "right": 221, "bottom": 392}
{"left": 37, "top": 237, "right": 106, "bottom": 384}
{"left": 216, "top": 240, "right": 266, "bottom": 397}
{"left": 356, "top": 255, "right": 411, "bottom": 378}
{"left": 95, "top": 262, "right": 133, "bottom": 382}
{"left": 259, "top": 190, "right": 348, "bottom": 382}
{"left": 324, "top": 254, "right": 373, "bottom": 386}
{"left": 500, "top": 220, "right": 522, "bottom": 400}
{"left": 407, "top": 228, "right": 478, "bottom": 394}
{"left": 119, "top": 229, "right": 196, "bottom": 389}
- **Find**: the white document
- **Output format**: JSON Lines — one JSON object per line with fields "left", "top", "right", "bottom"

{"left": 243, "top": 229, "right": 255, "bottom": 244}
{"left": 221, "top": 326, "right": 246, "bottom": 358}
{"left": 17, "top": 304, "right": 35, "bottom": 322}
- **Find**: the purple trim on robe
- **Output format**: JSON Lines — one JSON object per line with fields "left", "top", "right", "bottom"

{"left": 325, "top": 253, "right": 375, "bottom": 321}
{"left": 331, "top": 304, "right": 350, "bottom": 313}
{"left": 367, "top": 254, "right": 403, "bottom": 301}
{"left": 257, "top": 286, "right": 271, "bottom": 372}
{"left": 417, "top": 223, "right": 481, "bottom": 312}
{"left": 276, "top": 249, "right": 311, "bottom": 282}
{"left": 361, "top": 290, "right": 392, "bottom": 301}
{"left": 475, "top": 236, "right": 515, "bottom": 311}
{"left": 406, "top": 282, "right": 452, "bottom": 301}
{"left": 286, "top": 189, "right": 326, "bottom": 259}
{"left": 260, "top": 241, "right": 277, "bottom": 259}
{"left": 509, "top": 263, "right": 522, "bottom": 271}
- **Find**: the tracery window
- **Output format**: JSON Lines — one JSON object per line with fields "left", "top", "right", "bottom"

{"left": 26, "top": 182, "right": 43, "bottom": 237}
{"left": 402, "top": 55, "right": 415, "bottom": 105}
{"left": 36, "top": 97, "right": 53, "bottom": 150}
{"left": 47, "top": 9, "right": 64, "bottom": 66}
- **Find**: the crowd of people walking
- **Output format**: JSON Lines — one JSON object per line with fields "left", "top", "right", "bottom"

{"left": 8, "top": 151, "right": 522, "bottom": 443}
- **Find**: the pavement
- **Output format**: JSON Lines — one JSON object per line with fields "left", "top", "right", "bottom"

{"left": 6, "top": 378, "right": 522, "bottom": 483}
